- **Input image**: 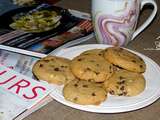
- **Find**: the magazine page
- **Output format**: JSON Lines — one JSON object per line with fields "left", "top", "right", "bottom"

{"left": 0, "top": 48, "right": 54, "bottom": 120}
{"left": 0, "top": 64, "right": 52, "bottom": 120}
{"left": 0, "top": 4, "right": 93, "bottom": 58}
{"left": 0, "top": 49, "right": 41, "bottom": 78}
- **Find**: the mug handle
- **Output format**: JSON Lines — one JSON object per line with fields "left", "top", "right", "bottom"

{"left": 131, "top": 0, "right": 157, "bottom": 40}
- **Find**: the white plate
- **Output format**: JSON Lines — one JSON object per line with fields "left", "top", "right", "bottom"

{"left": 50, "top": 44, "right": 160, "bottom": 113}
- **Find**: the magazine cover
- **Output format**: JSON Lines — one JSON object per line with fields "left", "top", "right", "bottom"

{"left": 0, "top": 4, "right": 93, "bottom": 58}
{"left": 0, "top": 63, "right": 53, "bottom": 120}
{"left": 0, "top": 43, "right": 54, "bottom": 120}
{"left": 0, "top": 49, "right": 39, "bottom": 78}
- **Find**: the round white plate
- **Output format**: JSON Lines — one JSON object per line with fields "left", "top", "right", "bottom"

{"left": 50, "top": 44, "right": 160, "bottom": 113}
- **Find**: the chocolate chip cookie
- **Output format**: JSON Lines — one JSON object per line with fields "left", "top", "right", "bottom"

{"left": 63, "top": 79, "right": 107, "bottom": 105}
{"left": 104, "top": 69, "right": 146, "bottom": 96}
{"left": 32, "top": 56, "right": 75, "bottom": 85}
{"left": 103, "top": 47, "right": 146, "bottom": 73}
{"left": 80, "top": 49, "right": 104, "bottom": 57}
{"left": 70, "top": 55, "right": 114, "bottom": 82}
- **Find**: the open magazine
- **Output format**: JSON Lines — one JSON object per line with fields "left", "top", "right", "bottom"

{"left": 0, "top": 4, "right": 94, "bottom": 120}
{"left": 0, "top": 4, "right": 94, "bottom": 58}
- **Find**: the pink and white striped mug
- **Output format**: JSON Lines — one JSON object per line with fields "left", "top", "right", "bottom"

{"left": 92, "top": 0, "right": 157, "bottom": 46}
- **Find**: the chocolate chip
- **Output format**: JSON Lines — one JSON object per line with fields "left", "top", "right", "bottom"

{"left": 118, "top": 93, "right": 123, "bottom": 96}
{"left": 119, "top": 48, "right": 123, "bottom": 51}
{"left": 109, "top": 90, "right": 115, "bottom": 95}
{"left": 39, "top": 64, "right": 43, "bottom": 67}
{"left": 139, "top": 57, "right": 143, "bottom": 61}
{"left": 98, "top": 53, "right": 102, "bottom": 56}
{"left": 117, "top": 81, "right": 125, "bottom": 84}
{"left": 140, "top": 65, "right": 143, "bottom": 68}
{"left": 86, "top": 68, "right": 91, "bottom": 71}
{"left": 78, "top": 58, "right": 82, "bottom": 61}
{"left": 83, "top": 85, "right": 88, "bottom": 88}
{"left": 73, "top": 97, "right": 78, "bottom": 101}
{"left": 109, "top": 66, "right": 112, "bottom": 70}
{"left": 95, "top": 72, "right": 100, "bottom": 75}
{"left": 61, "top": 65, "right": 68, "bottom": 68}
{"left": 121, "top": 81, "right": 125, "bottom": 84}
{"left": 115, "top": 65, "right": 123, "bottom": 69}
{"left": 74, "top": 84, "right": 78, "bottom": 87}
{"left": 120, "top": 86, "right": 125, "bottom": 91}
{"left": 54, "top": 68, "right": 60, "bottom": 71}
{"left": 88, "top": 79, "right": 94, "bottom": 82}
{"left": 132, "top": 60, "right": 136, "bottom": 63}
{"left": 92, "top": 92, "right": 96, "bottom": 96}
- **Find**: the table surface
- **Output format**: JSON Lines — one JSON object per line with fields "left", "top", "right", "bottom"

{"left": 2, "top": 0, "right": 160, "bottom": 120}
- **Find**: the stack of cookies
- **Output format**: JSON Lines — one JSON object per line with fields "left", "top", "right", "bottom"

{"left": 32, "top": 47, "right": 146, "bottom": 105}
{"left": 103, "top": 47, "right": 146, "bottom": 97}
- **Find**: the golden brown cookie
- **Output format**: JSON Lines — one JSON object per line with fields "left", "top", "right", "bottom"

{"left": 32, "top": 55, "right": 75, "bottom": 85}
{"left": 63, "top": 79, "right": 107, "bottom": 105}
{"left": 80, "top": 49, "right": 104, "bottom": 57}
{"left": 103, "top": 47, "right": 146, "bottom": 73}
{"left": 70, "top": 54, "right": 114, "bottom": 82}
{"left": 104, "top": 69, "right": 146, "bottom": 96}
